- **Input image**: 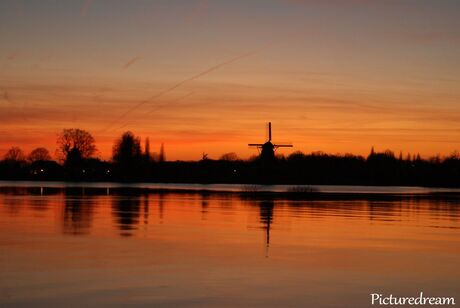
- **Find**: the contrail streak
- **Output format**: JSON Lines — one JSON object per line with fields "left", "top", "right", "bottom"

{"left": 101, "top": 48, "right": 263, "bottom": 133}
{"left": 115, "top": 92, "right": 195, "bottom": 131}
{"left": 145, "top": 91, "right": 194, "bottom": 116}
{"left": 123, "top": 56, "right": 143, "bottom": 69}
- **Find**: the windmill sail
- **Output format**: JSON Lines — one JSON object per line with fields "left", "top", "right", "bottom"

{"left": 248, "top": 122, "right": 293, "bottom": 160}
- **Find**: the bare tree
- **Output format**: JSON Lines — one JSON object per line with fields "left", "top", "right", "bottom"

{"left": 3, "top": 147, "right": 25, "bottom": 162}
{"left": 56, "top": 128, "right": 96, "bottom": 162}
{"left": 28, "top": 147, "right": 51, "bottom": 162}
{"left": 219, "top": 152, "right": 238, "bottom": 161}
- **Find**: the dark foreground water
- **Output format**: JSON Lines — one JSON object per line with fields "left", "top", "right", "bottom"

{"left": 0, "top": 185, "right": 459, "bottom": 307}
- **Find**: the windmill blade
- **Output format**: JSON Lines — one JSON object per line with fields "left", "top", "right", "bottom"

{"left": 274, "top": 140, "right": 293, "bottom": 148}
{"left": 265, "top": 122, "right": 272, "bottom": 142}
{"left": 275, "top": 144, "right": 293, "bottom": 148}
{"left": 273, "top": 140, "right": 293, "bottom": 146}
{"left": 249, "top": 122, "right": 293, "bottom": 156}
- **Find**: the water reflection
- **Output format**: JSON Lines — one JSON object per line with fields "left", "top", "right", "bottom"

{"left": 367, "top": 200, "right": 401, "bottom": 222}
{"left": 0, "top": 187, "right": 459, "bottom": 238}
{"left": 63, "top": 193, "right": 94, "bottom": 235}
{"left": 112, "top": 195, "right": 141, "bottom": 236}
{"left": 201, "top": 193, "right": 210, "bottom": 220}
{"left": 29, "top": 195, "right": 50, "bottom": 211}
{"left": 0, "top": 187, "right": 459, "bottom": 244}
{"left": 1, "top": 188, "right": 460, "bottom": 307}
{"left": 1, "top": 195, "right": 26, "bottom": 215}
{"left": 258, "top": 200, "right": 274, "bottom": 257}
{"left": 158, "top": 192, "right": 164, "bottom": 223}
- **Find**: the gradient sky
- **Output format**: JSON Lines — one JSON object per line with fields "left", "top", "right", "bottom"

{"left": 1, "top": 0, "right": 460, "bottom": 160}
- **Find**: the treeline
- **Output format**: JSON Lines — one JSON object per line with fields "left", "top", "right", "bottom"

{"left": 1, "top": 128, "right": 460, "bottom": 187}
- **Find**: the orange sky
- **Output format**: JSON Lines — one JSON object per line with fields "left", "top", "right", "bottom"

{"left": 1, "top": 0, "right": 460, "bottom": 160}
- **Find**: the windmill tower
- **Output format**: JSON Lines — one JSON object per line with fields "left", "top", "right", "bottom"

{"left": 248, "top": 122, "right": 293, "bottom": 160}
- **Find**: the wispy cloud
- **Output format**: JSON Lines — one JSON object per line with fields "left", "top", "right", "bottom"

{"left": 186, "top": 0, "right": 209, "bottom": 22}
{"left": 282, "top": 0, "right": 400, "bottom": 5}
{"left": 402, "top": 31, "right": 460, "bottom": 44}
{"left": 80, "top": 0, "right": 92, "bottom": 17}
{"left": 2, "top": 89, "right": 12, "bottom": 104}
{"left": 6, "top": 53, "right": 19, "bottom": 61}
{"left": 15, "top": 0, "right": 24, "bottom": 18}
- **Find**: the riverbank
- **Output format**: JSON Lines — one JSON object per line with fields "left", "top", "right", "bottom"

{"left": 2, "top": 181, "right": 460, "bottom": 200}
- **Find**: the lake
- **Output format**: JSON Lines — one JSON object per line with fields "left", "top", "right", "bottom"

{"left": 0, "top": 183, "right": 459, "bottom": 307}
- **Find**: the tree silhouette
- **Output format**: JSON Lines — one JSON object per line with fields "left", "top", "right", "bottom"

{"left": 1, "top": 146, "right": 27, "bottom": 179}
{"left": 219, "top": 152, "right": 239, "bottom": 161}
{"left": 112, "top": 131, "right": 142, "bottom": 164}
{"left": 368, "top": 146, "right": 375, "bottom": 159}
{"left": 56, "top": 128, "right": 96, "bottom": 163}
{"left": 2, "top": 127, "right": 460, "bottom": 186}
{"left": 4, "top": 147, "right": 26, "bottom": 162}
{"left": 144, "top": 137, "right": 151, "bottom": 161}
{"left": 159, "top": 143, "right": 165, "bottom": 162}
{"left": 112, "top": 131, "right": 144, "bottom": 180}
{"left": 28, "top": 147, "right": 51, "bottom": 162}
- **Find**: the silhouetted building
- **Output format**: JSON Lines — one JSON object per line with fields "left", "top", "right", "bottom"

{"left": 249, "top": 122, "right": 292, "bottom": 161}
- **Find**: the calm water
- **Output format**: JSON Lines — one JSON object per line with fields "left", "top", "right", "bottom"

{"left": 0, "top": 185, "right": 459, "bottom": 307}
{"left": 4, "top": 180, "right": 460, "bottom": 194}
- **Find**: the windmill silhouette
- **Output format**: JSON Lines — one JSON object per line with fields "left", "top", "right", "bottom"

{"left": 248, "top": 122, "right": 293, "bottom": 160}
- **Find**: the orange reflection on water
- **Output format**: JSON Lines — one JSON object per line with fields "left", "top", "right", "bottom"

{"left": 0, "top": 189, "right": 459, "bottom": 307}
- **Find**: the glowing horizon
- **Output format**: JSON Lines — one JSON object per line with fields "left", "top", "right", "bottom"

{"left": 1, "top": 0, "right": 460, "bottom": 160}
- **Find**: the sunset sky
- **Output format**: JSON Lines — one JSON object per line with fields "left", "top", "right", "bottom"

{"left": 1, "top": 0, "right": 459, "bottom": 160}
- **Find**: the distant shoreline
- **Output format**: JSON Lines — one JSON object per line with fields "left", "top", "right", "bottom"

{"left": 3, "top": 147, "right": 460, "bottom": 188}
{"left": 2, "top": 180, "right": 460, "bottom": 200}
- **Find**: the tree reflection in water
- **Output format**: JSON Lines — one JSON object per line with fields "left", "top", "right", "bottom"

{"left": 112, "top": 195, "right": 141, "bottom": 236}
{"left": 62, "top": 190, "right": 94, "bottom": 235}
